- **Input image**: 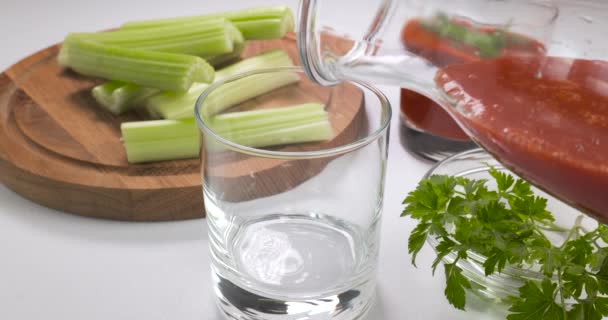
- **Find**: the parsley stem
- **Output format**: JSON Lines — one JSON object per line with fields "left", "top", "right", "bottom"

{"left": 536, "top": 223, "right": 569, "bottom": 233}
{"left": 557, "top": 270, "right": 568, "bottom": 319}
{"left": 560, "top": 215, "right": 585, "bottom": 249}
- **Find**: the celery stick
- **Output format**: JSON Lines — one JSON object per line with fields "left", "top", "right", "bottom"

{"left": 200, "top": 71, "right": 300, "bottom": 117}
{"left": 121, "top": 103, "right": 332, "bottom": 162}
{"left": 225, "top": 21, "right": 245, "bottom": 45}
{"left": 201, "top": 25, "right": 245, "bottom": 67}
{"left": 121, "top": 118, "right": 198, "bottom": 142}
{"left": 202, "top": 41, "right": 244, "bottom": 67}
{"left": 147, "top": 49, "right": 296, "bottom": 119}
{"left": 68, "top": 19, "right": 238, "bottom": 56}
{"left": 88, "top": 23, "right": 245, "bottom": 115}
{"left": 58, "top": 38, "right": 214, "bottom": 92}
{"left": 121, "top": 5, "right": 294, "bottom": 40}
{"left": 218, "top": 121, "right": 333, "bottom": 149}
{"left": 125, "top": 137, "right": 200, "bottom": 163}
{"left": 121, "top": 118, "right": 199, "bottom": 163}
{"left": 209, "top": 103, "right": 326, "bottom": 132}
{"left": 92, "top": 81, "right": 160, "bottom": 115}
{"left": 231, "top": 18, "right": 293, "bottom": 40}
{"left": 208, "top": 103, "right": 332, "bottom": 148}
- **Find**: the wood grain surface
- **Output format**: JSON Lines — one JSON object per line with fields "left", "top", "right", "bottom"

{"left": 0, "top": 33, "right": 363, "bottom": 221}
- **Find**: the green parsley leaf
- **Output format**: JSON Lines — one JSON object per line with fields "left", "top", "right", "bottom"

{"left": 511, "top": 178, "right": 533, "bottom": 198}
{"left": 444, "top": 263, "right": 471, "bottom": 310}
{"left": 402, "top": 166, "right": 608, "bottom": 317}
{"left": 565, "top": 238, "right": 594, "bottom": 267}
{"left": 596, "top": 257, "right": 608, "bottom": 295}
{"left": 567, "top": 298, "right": 608, "bottom": 320}
{"left": 489, "top": 166, "right": 515, "bottom": 192}
{"left": 507, "top": 280, "right": 565, "bottom": 320}
{"left": 432, "top": 237, "right": 456, "bottom": 274}
{"left": 408, "top": 222, "right": 430, "bottom": 267}
{"left": 483, "top": 248, "right": 509, "bottom": 275}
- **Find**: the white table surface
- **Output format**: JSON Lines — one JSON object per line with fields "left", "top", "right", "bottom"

{"left": 0, "top": 1, "right": 507, "bottom": 319}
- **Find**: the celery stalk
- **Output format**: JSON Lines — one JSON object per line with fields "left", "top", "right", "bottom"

{"left": 125, "top": 137, "right": 200, "bottom": 163}
{"left": 146, "top": 49, "right": 296, "bottom": 119}
{"left": 209, "top": 103, "right": 326, "bottom": 132}
{"left": 92, "top": 81, "right": 160, "bottom": 115}
{"left": 68, "top": 19, "right": 238, "bottom": 56}
{"left": 217, "top": 121, "right": 333, "bottom": 149}
{"left": 88, "top": 19, "right": 243, "bottom": 114}
{"left": 121, "top": 5, "right": 294, "bottom": 40}
{"left": 122, "top": 118, "right": 198, "bottom": 142}
{"left": 121, "top": 118, "right": 199, "bottom": 163}
{"left": 200, "top": 71, "right": 300, "bottom": 117}
{"left": 202, "top": 41, "right": 244, "bottom": 67}
{"left": 58, "top": 38, "right": 214, "bottom": 92}
{"left": 121, "top": 103, "right": 332, "bottom": 163}
{"left": 200, "top": 24, "right": 246, "bottom": 67}
{"left": 230, "top": 18, "right": 293, "bottom": 40}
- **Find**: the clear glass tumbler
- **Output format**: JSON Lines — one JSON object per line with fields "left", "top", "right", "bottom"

{"left": 195, "top": 67, "right": 391, "bottom": 320}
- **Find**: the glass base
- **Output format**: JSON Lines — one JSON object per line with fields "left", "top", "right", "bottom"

{"left": 399, "top": 122, "right": 478, "bottom": 162}
{"left": 213, "top": 272, "right": 375, "bottom": 320}
{"left": 209, "top": 214, "right": 378, "bottom": 320}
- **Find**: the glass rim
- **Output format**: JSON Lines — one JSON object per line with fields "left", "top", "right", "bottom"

{"left": 194, "top": 66, "right": 392, "bottom": 160}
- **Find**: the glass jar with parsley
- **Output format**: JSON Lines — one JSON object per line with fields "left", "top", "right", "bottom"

{"left": 403, "top": 149, "right": 608, "bottom": 320}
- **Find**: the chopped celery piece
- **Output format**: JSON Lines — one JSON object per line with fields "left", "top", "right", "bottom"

{"left": 68, "top": 19, "right": 238, "bottom": 56}
{"left": 88, "top": 19, "right": 243, "bottom": 114}
{"left": 122, "top": 118, "right": 198, "bottom": 142}
{"left": 206, "top": 103, "right": 332, "bottom": 150}
{"left": 125, "top": 137, "right": 200, "bottom": 163}
{"left": 92, "top": 81, "right": 160, "bottom": 115}
{"left": 58, "top": 38, "right": 214, "bottom": 92}
{"left": 203, "top": 41, "right": 245, "bottom": 67}
{"left": 145, "top": 82, "right": 209, "bottom": 119}
{"left": 216, "top": 121, "right": 333, "bottom": 149}
{"left": 121, "top": 5, "right": 294, "bottom": 40}
{"left": 209, "top": 103, "right": 327, "bottom": 132}
{"left": 121, "top": 118, "right": 199, "bottom": 163}
{"left": 214, "top": 49, "right": 290, "bottom": 79}
{"left": 147, "top": 49, "right": 296, "bottom": 119}
{"left": 230, "top": 18, "right": 293, "bottom": 40}
{"left": 121, "top": 103, "right": 332, "bottom": 162}
{"left": 200, "top": 71, "right": 300, "bottom": 117}
{"left": 225, "top": 21, "right": 245, "bottom": 45}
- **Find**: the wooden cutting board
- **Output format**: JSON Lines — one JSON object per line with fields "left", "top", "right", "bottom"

{"left": 0, "top": 33, "right": 364, "bottom": 221}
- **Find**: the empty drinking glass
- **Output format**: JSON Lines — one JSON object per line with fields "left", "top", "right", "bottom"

{"left": 195, "top": 67, "right": 391, "bottom": 320}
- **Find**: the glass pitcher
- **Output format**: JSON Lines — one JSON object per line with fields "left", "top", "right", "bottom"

{"left": 296, "top": 0, "right": 608, "bottom": 222}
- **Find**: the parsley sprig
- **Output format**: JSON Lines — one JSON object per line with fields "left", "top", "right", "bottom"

{"left": 402, "top": 168, "right": 608, "bottom": 319}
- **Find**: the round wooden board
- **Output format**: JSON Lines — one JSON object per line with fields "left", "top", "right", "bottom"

{"left": 0, "top": 33, "right": 364, "bottom": 221}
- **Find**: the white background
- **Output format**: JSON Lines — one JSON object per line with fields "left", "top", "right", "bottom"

{"left": 0, "top": 0, "right": 541, "bottom": 319}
